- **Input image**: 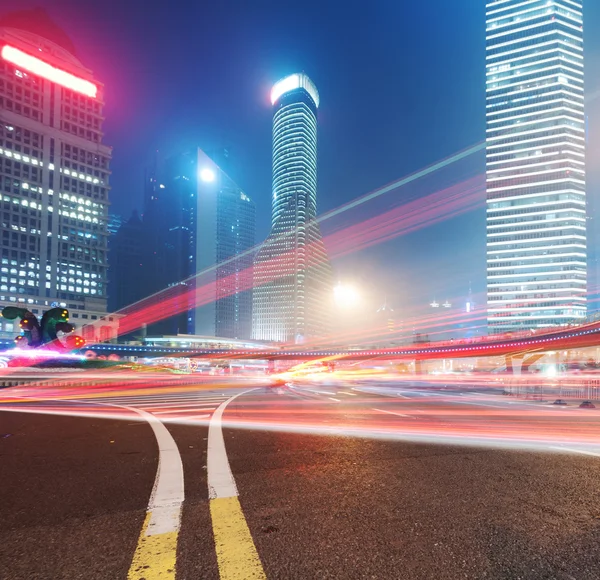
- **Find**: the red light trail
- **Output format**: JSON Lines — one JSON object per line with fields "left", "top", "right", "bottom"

{"left": 112, "top": 175, "right": 484, "bottom": 337}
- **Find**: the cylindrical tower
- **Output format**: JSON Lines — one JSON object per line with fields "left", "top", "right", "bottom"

{"left": 252, "top": 73, "right": 332, "bottom": 344}
{"left": 271, "top": 73, "right": 319, "bottom": 231}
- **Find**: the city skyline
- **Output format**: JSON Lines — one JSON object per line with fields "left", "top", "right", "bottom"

{"left": 4, "top": 6, "right": 600, "bottom": 580}
{"left": 1, "top": 2, "right": 599, "bottom": 338}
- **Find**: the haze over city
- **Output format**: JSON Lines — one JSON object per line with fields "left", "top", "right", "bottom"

{"left": 2, "top": 1, "right": 600, "bottom": 579}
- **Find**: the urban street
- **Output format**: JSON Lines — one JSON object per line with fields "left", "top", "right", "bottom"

{"left": 1, "top": 0, "right": 600, "bottom": 578}
{"left": 2, "top": 378, "right": 600, "bottom": 579}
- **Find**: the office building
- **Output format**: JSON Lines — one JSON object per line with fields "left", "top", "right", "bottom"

{"left": 107, "top": 212, "right": 123, "bottom": 236}
{"left": 143, "top": 151, "right": 196, "bottom": 335}
{"left": 143, "top": 148, "right": 255, "bottom": 339}
{"left": 0, "top": 8, "right": 118, "bottom": 342}
{"left": 108, "top": 210, "right": 144, "bottom": 312}
{"left": 253, "top": 73, "right": 333, "bottom": 343}
{"left": 194, "top": 149, "right": 255, "bottom": 340}
{"left": 486, "top": 0, "right": 587, "bottom": 332}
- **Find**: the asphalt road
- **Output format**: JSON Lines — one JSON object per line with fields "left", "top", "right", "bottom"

{"left": 1, "top": 378, "right": 600, "bottom": 579}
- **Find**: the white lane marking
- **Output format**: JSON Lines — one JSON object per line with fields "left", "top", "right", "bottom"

{"left": 107, "top": 404, "right": 184, "bottom": 536}
{"left": 373, "top": 408, "right": 415, "bottom": 419}
{"left": 153, "top": 407, "right": 217, "bottom": 415}
{"left": 351, "top": 387, "right": 410, "bottom": 399}
{"left": 549, "top": 446, "right": 600, "bottom": 458}
{"left": 164, "top": 414, "right": 211, "bottom": 422}
{"left": 208, "top": 390, "right": 255, "bottom": 499}
{"left": 445, "top": 400, "right": 506, "bottom": 409}
{"left": 303, "top": 388, "right": 337, "bottom": 396}
{"left": 144, "top": 401, "right": 224, "bottom": 409}
{"left": 339, "top": 391, "right": 357, "bottom": 396}
{"left": 98, "top": 396, "right": 225, "bottom": 404}
{"left": 329, "top": 397, "right": 341, "bottom": 402}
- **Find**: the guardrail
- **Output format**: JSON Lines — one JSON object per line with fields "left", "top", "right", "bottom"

{"left": 0, "top": 374, "right": 215, "bottom": 390}
{"left": 504, "top": 376, "right": 600, "bottom": 401}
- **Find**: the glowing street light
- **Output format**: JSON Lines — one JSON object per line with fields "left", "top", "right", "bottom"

{"left": 200, "top": 167, "right": 216, "bottom": 182}
{"left": 334, "top": 284, "right": 360, "bottom": 309}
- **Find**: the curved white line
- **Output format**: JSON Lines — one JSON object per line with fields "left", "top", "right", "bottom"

{"left": 207, "top": 389, "right": 255, "bottom": 500}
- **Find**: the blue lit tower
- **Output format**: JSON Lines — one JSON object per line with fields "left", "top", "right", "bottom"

{"left": 252, "top": 73, "right": 333, "bottom": 343}
{"left": 486, "top": 0, "right": 587, "bottom": 332}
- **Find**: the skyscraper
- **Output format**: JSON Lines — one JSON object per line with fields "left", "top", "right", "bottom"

{"left": 252, "top": 73, "right": 333, "bottom": 343}
{"left": 143, "top": 148, "right": 255, "bottom": 339}
{"left": 195, "top": 149, "right": 255, "bottom": 340}
{"left": 0, "top": 9, "right": 117, "bottom": 342}
{"left": 486, "top": 0, "right": 587, "bottom": 333}
{"left": 108, "top": 210, "right": 144, "bottom": 313}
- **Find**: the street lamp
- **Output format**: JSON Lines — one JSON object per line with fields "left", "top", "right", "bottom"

{"left": 334, "top": 283, "right": 360, "bottom": 309}
{"left": 200, "top": 167, "right": 216, "bottom": 182}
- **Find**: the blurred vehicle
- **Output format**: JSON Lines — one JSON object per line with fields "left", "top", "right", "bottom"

{"left": 552, "top": 399, "right": 568, "bottom": 406}
{"left": 579, "top": 401, "right": 596, "bottom": 409}
{"left": 269, "top": 378, "right": 287, "bottom": 388}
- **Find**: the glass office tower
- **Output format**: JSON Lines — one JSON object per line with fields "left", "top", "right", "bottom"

{"left": 486, "top": 0, "right": 587, "bottom": 333}
{"left": 252, "top": 73, "right": 333, "bottom": 343}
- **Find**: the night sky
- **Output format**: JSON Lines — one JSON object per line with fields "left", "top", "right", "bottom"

{"left": 3, "top": 0, "right": 600, "bottom": 322}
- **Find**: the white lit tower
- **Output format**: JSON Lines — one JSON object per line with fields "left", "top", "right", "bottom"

{"left": 252, "top": 73, "right": 333, "bottom": 343}
{"left": 486, "top": 0, "right": 587, "bottom": 333}
{"left": 0, "top": 9, "right": 116, "bottom": 342}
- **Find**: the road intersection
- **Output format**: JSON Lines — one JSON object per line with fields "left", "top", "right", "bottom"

{"left": 1, "top": 377, "right": 600, "bottom": 579}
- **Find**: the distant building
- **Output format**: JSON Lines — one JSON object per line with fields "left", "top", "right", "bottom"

{"left": 107, "top": 213, "right": 123, "bottom": 236}
{"left": 108, "top": 210, "right": 144, "bottom": 312}
{"left": 253, "top": 73, "right": 333, "bottom": 343}
{"left": 376, "top": 299, "right": 396, "bottom": 334}
{"left": 143, "top": 151, "right": 196, "bottom": 335}
{"left": 143, "top": 148, "right": 255, "bottom": 339}
{"left": 486, "top": 0, "right": 587, "bottom": 332}
{"left": 0, "top": 8, "right": 117, "bottom": 342}
{"left": 194, "top": 149, "right": 255, "bottom": 340}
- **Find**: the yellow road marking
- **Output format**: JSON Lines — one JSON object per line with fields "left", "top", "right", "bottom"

{"left": 121, "top": 405, "right": 184, "bottom": 579}
{"left": 208, "top": 390, "right": 266, "bottom": 579}
{"left": 210, "top": 496, "right": 266, "bottom": 580}
{"left": 128, "top": 513, "right": 178, "bottom": 580}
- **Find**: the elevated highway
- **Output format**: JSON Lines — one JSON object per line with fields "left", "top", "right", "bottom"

{"left": 86, "top": 319, "right": 600, "bottom": 363}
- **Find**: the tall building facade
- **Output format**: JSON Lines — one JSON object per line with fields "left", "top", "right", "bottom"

{"left": 195, "top": 149, "right": 255, "bottom": 340}
{"left": 108, "top": 210, "right": 144, "bottom": 313}
{"left": 143, "top": 148, "right": 255, "bottom": 339}
{"left": 143, "top": 151, "right": 196, "bottom": 335}
{"left": 486, "top": 0, "right": 587, "bottom": 333}
{"left": 253, "top": 73, "right": 333, "bottom": 343}
{"left": 0, "top": 9, "right": 117, "bottom": 342}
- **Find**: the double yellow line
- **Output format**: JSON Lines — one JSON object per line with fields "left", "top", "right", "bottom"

{"left": 127, "top": 392, "right": 265, "bottom": 579}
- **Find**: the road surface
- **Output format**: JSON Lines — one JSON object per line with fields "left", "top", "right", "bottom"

{"left": 1, "top": 377, "right": 600, "bottom": 579}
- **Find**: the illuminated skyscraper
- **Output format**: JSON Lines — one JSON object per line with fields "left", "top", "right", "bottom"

{"left": 144, "top": 148, "right": 255, "bottom": 339}
{"left": 252, "top": 73, "right": 333, "bottom": 343}
{"left": 0, "top": 9, "right": 117, "bottom": 342}
{"left": 194, "top": 149, "right": 255, "bottom": 340}
{"left": 486, "top": 0, "right": 587, "bottom": 333}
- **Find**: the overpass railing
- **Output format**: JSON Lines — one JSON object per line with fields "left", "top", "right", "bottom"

{"left": 504, "top": 375, "right": 600, "bottom": 401}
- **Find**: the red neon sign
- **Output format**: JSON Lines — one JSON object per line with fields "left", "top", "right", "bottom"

{"left": 1, "top": 45, "right": 98, "bottom": 98}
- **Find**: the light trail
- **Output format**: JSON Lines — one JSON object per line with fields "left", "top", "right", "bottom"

{"left": 2, "top": 375, "right": 600, "bottom": 455}
{"left": 114, "top": 175, "right": 484, "bottom": 337}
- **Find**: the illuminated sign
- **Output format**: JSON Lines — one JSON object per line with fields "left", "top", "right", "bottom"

{"left": 271, "top": 73, "right": 319, "bottom": 108}
{"left": 1, "top": 45, "right": 98, "bottom": 98}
